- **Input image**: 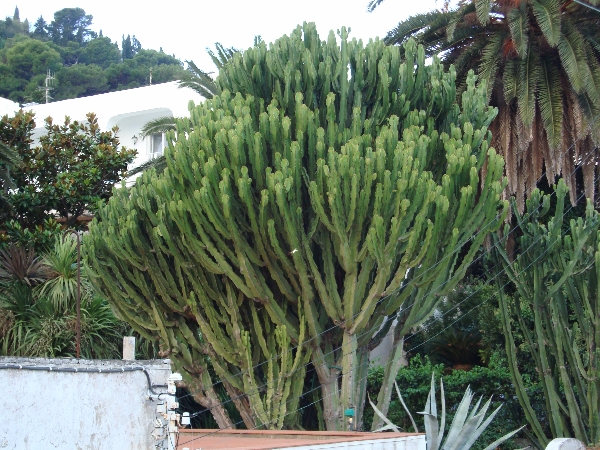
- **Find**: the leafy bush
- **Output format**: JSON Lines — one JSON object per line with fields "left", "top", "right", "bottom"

{"left": 366, "top": 356, "right": 543, "bottom": 449}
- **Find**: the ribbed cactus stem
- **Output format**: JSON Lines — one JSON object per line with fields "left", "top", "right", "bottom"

{"left": 493, "top": 179, "right": 600, "bottom": 446}
{"left": 86, "top": 23, "right": 507, "bottom": 431}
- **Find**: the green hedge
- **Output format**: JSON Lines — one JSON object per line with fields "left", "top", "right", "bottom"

{"left": 365, "top": 355, "right": 545, "bottom": 449}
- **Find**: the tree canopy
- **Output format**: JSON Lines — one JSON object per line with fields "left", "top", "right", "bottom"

{"left": 376, "top": 0, "right": 600, "bottom": 209}
{"left": 0, "top": 7, "right": 188, "bottom": 103}
{"left": 0, "top": 110, "right": 136, "bottom": 230}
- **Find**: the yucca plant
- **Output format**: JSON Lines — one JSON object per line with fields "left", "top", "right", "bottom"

{"left": 37, "top": 235, "right": 90, "bottom": 312}
{"left": 370, "top": 374, "right": 524, "bottom": 450}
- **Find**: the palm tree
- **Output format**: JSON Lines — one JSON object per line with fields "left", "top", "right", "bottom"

{"left": 373, "top": 0, "right": 600, "bottom": 210}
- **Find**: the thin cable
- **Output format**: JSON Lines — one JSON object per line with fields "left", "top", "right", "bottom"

{"left": 177, "top": 112, "right": 600, "bottom": 406}
{"left": 180, "top": 195, "right": 591, "bottom": 447}
{"left": 183, "top": 165, "right": 595, "bottom": 431}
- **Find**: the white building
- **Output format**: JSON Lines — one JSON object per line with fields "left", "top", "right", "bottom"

{"left": 0, "top": 82, "right": 204, "bottom": 171}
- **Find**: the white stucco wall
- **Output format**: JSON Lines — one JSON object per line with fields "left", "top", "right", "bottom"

{"left": 0, "top": 97, "right": 19, "bottom": 117}
{"left": 0, "top": 357, "right": 172, "bottom": 450}
{"left": 3, "top": 82, "right": 204, "bottom": 170}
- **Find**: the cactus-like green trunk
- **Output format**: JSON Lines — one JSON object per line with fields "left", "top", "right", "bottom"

{"left": 86, "top": 23, "right": 507, "bottom": 430}
{"left": 492, "top": 179, "right": 600, "bottom": 446}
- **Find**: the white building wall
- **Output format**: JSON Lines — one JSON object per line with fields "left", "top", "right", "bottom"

{"left": 0, "top": 357, "right": 172, "bottom": 450}
{"left": 3, "top": 82, "right": 204, "bottom": 171}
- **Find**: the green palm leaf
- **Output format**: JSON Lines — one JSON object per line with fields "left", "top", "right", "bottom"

{"left": 558, "top": 21, "right": 587, "bottom": 92}
{"left": 127, "top": 155, "right": 166, "bottom": 177}
{"left": 538, "top": 57, "right": 563, "bottom": 149}
{"left": 139, "top": 116, "right": 178, "bottom": 139}
{"left": 503, "top": 58, "right": 520, "bottom": 103}
{"left": 475, "top": 0, "right": 492, "bottom": 25}
{"left": 532, "top": 0, "right": 561, "bottom": 47}
{"left": 508, "top": 6, "right": 529, "bottom": 56}
{"left": 518, "top": 42, "right": 541, "bottom": 126}
{"left": 478, "top": 33, "right": 504, "bottom": 100}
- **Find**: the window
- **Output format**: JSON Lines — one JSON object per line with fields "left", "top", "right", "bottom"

{"left": 148, "top": 133, "right": 166, "bottom": 157}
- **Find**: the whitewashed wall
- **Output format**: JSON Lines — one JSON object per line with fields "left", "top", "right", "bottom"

{"left": 2, "top": 82, "right": 204, "bottom": 170}
{"left": 0, "top": 357, "right": 171, "bottom": 450}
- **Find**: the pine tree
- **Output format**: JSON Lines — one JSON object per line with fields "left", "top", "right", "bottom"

{"left": 121, "top": 34, "right": 133, "bottom": 60}
{"left": 32, "top": 16, "right": 47, "bottom": 39}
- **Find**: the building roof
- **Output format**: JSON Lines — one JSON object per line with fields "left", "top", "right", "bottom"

{"left": 176, "top": 430, "right": 424, "bottom": 450}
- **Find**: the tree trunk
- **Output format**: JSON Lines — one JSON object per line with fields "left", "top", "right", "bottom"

{"left": 371, "top": 330, "right": 406, "bottom": 431}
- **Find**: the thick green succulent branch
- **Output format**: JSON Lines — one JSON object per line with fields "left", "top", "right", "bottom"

{"left": 86, "top": 23, "right": 507, "bottom": 431}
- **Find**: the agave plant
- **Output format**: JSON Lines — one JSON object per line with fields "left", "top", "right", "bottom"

{"left": 370, "top": 374, "right": 524, "bottom": 450}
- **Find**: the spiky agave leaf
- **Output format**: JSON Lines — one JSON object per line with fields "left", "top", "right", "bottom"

{"left": 394, "top": 380, "right": 419, "bottom": 433}
{"left": 369, "top": 393, "right": 402, "bottom": 433}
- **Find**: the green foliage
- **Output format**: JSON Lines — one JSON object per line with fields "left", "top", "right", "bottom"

{"left": 0, "top": 236, "right": 135, "bottom": 359}
{"left": 370, "top": 373, "right": 524, "bottom": 450}
{"left": 47, "top": 8, "right": 95, "bottom": 47}
{"left": 7, "top": 112, "right": 136, "bottom": 227}
{"left": 492, "top": 179, "right": 600, "bottom": 446}
{"left": 78, "top": 36, "right": 120, "bottom": 69}
{"left": 3, "top": 36, "right": 61, "bottom": 80}
{"left": 407, "top": 281, "right": 499, "bottom": 367}
{"left": 0, "top": 8, "right": 185, "bottom": 103}
{"left": 86, "top": 23, "right": 508, "bottom": 430}
{"left": 0, "top": 219, "right": 63, "bottom": 253}
{"left": 366, "top": 357, "right": 536, "bottom": 449}
{"left": 378, "top": 0, "right": 600, "bottom": 208}
{"left": 54, "top": 64, "right": 108, "bottom": 99}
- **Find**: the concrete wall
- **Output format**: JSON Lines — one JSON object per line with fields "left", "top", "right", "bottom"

{"left": 0, "top": 357, "right": 172, "bottom": 450}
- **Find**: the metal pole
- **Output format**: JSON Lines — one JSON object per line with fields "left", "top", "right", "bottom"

{"left": 64, "top": 229, "right": 81, "bottom": 359}
{"left": 76, "top": 234, "right": 81, "bottom": 359}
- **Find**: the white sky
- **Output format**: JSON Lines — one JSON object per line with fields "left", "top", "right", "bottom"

{"left": 1, "top": 0, "right": 442, "bottom": 71}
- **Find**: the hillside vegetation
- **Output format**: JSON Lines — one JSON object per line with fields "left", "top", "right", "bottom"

{"left": 0, "top": 6, "right": 187, "bottom": 104}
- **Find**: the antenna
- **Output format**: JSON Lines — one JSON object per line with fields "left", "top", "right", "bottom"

{"left": 38, "top": 70, "right": 55, "bottom": 104}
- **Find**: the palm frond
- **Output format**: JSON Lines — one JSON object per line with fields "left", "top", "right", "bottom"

{"left": 531, "top": 0, "right": 561, "bottom": 47}
{"left": 537, "top": 57, "right": 563, "bottom": 149}
{"left": 179, "top": 60, "right": 219, "bottom": 99}
{"left": 207, "top": 42, "right": 238, "bottom": 69}
{"left": 478, "top": 33, "right": 504, "bottom": 100}
{"left": 384, "top": 11, "right": 447, "bottom": 46}
{"left": 127, "top": 155, "right": 167, "bottom": 177}
{"left": 475, "top": 0, "right": 492, "bottom": 25}
{"left": 367, "top": 0, "right": 385, "bottom": 12}
{"left": 508, "top": 6, "right": 529, "bottom": 56}
{"left": 517, "top": 42, "right": 540, "bottom": 126}
{"left": 139, "top": 116, "right": 178, "bottom": 139}
{"left": 503, "top": 58, "right": 519, "bottom": 102}
{"left": 558, "top": 21, "right": 587, "bottom": 93}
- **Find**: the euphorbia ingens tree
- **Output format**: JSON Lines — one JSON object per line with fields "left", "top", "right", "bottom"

{"left": 85, "top": 23, "right": 507, "bottom": 430}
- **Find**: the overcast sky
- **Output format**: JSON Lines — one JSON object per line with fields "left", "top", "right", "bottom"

{"left": 1, "top": 1, "right": 443, "bottom": 70}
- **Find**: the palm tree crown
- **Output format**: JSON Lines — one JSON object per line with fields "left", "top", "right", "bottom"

{"left": 378, "top": 0, "right": 600, "bottom": 209}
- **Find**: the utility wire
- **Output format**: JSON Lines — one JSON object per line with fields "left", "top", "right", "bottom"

{"left": 177, "top": 113, "right": 600, "bottom": 407}
{"left": 184, "top": 179, "right": 587, "bottom": 422}
{"left": 179, "top": 185, "right": 592, "bottom": 448}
